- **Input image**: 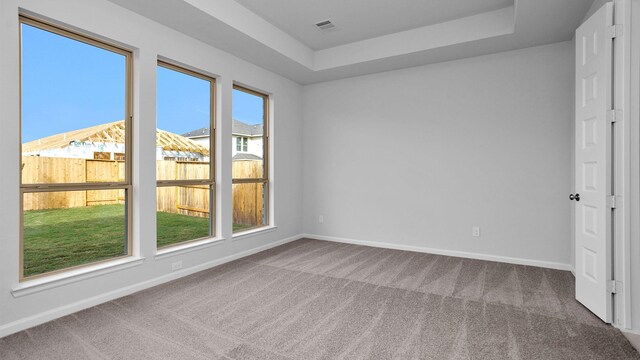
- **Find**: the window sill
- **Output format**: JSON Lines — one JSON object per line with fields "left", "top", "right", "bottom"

{"left": 232, "top": 225, "right": 278, "bottom": 241}
{"left": 155, "top": 237, "right": 225, "bottom": 260}
{"left": 12, "top": 256, "right": 145, "bottom": 298}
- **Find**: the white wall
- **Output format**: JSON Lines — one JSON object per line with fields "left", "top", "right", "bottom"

{"left": 0, "top": 0, "right": 303, "bottom": 337}
{"left": 303, "top": 42, "right": 574, "bottom": 268}
{"left": 248, "top": 137, "right": 264, "bottom": 158}
{"left": 584, "top": 0, "right": 611, "bottom": 22}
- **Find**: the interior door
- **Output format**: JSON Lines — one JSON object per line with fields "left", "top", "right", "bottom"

{"left": 574, "top": 2, "right": 614, "bottom": 323}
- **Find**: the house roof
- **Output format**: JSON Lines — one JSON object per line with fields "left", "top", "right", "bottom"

{"left": 23, "top": 120, "right": 209, "bottom": 155}
{"left": 182, "top": 127, "right": 211, "bottom": 138}
{"left": 182, "top": 119, "right": 263, "bottom": 138}
{"left": 232, "top": 153, "right": 262, "bottom": 161}
{"left": 233, "top": 120, "right": 263, "bottom": 136}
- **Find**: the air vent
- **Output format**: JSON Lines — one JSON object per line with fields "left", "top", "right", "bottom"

{"left": 315, "top": 20, "right": 337, "bottom": 32}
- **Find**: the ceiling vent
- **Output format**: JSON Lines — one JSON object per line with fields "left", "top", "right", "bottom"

{"left": 315, "top": 20, "right": 337, "bottom": 32}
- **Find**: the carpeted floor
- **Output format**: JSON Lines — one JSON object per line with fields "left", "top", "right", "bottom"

{"left": 1, "top": 239, "right": 638, "bottom": 359}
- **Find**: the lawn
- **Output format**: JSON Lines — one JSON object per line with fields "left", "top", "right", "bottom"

{"left": 156, "top": 210, "right": 210, "bottom": 249}
{"left": 23, "top": 205, "right": 253, "bottom": 277}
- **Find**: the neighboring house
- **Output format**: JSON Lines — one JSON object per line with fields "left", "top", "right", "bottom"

{"left": 182, "top": 119, "right": 263, "bottom": 161}
{"left": 22, "top": 120, "right": 209, "bottom": 161}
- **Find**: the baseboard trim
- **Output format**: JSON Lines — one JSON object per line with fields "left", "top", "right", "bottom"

{"left": 0, "top": 234, "right": 304, "bottom": 339}
{"left": 620, "top": 329, "right": 640, "bottom": 352}
{"left": 303, "top": 234, "right": 572, "bottom": 271}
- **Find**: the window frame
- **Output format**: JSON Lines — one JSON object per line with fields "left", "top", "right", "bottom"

{"left": 18, "top": 16, "right": 134, "bottom": 281}
{"left": 232, "top": 85, "right": 269, "bottom": 233}
{"left": 156, "top": 60, "right": 217, "bottom": 249}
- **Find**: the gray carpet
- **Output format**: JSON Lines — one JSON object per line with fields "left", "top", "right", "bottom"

{"left": 1, "top": 239, "right": 638, "bottom": 359}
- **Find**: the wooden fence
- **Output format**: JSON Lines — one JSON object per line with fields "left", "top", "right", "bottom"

{"left": 21, "top": 157, "right": 264, "bottom": 225}
{"left": 22, "top": 157, "right": 126, "bottom": 211}
{"left": 232, "top": 161, "right": 264, "bottom": 225}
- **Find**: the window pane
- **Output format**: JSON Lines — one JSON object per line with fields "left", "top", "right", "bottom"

{"left": 157, "top": 64, "right": 211, "bottom": 181}
{"left": 156, "top": 160, "right": 210, "bottom": 182}
{"left": 232, "top": 160, "right": 264, "bottom": 179}
{"left": 21, "top": 23, "right": 128, "bottom": 185}
{"left": 232, "top": 182, "right": 266, "bottom": 232}
{"left": 232, "top": 89, "right": 265, "bottom": 178}
{"left": 157, "top": 186, "right": 211, "bottom": 248}
{"left": 23, "top": 190, "right": 127, "bottom": 277}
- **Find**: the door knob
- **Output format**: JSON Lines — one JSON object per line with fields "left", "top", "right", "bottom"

{"left": 569, "top": 193, "right": 580, "bottom": 201}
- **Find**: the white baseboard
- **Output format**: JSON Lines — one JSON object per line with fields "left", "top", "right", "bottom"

{"left": 303, "top": 234, "right": 573, "bottom": 271}
{"left": 620, "top": 329, "right": 640, "bottom": 352}
{"left": 0, "top": 234, "right": 304, "bottom": 339}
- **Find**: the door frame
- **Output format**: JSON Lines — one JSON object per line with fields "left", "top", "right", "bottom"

{"left": 619, "top": 0, "right": 640, "bottom": 333}
{"left": 610, "top": 0, "right": 635, "bottom": 331}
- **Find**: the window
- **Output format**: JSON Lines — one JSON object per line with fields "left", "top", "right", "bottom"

{"left": 19, "top": 17, "right": 132, "bottom": 279}
{"left": 232, "top": 86, "right": 269, "bottom": 232}
{"left": 156, "top": 61, "right": 215, "bottom": 248}
{"left": 236, "top": 136, "right": 248, "bottom": 152}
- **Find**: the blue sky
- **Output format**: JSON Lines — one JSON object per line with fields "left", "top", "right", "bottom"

{"left": 21, "top": 23, "right": 263, "bottom": 143}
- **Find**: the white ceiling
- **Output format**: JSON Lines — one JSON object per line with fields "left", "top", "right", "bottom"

{"left": 233, "top": 0, "right": 514, "bottom": 50}
{"left": 107, "top": 0, "right": 594, "bottom": 84}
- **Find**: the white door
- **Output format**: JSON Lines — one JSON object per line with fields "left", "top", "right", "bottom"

{"left": 574, "top": 2, "right": 614, "bottom": 323}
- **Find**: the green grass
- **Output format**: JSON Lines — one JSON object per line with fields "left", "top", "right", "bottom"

{"left": 24, "top": 205, "right": 256, "bottom": 277}
{"left": 23, "top": 204, "right": 127, "bottom": 277}
{"left": 156, "top": 211, "right": 209, "bottom": 249}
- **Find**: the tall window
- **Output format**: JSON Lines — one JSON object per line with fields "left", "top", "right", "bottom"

{"left": 232, "top": 86, "right": 269, "bottom": 232}
{"left": 156, "top": 61, "right": 215, "bottom": 248}
{"left": 19, "top": 17, "right": 132, "bottom": 279}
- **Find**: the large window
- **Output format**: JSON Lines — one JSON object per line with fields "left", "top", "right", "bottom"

{"left": 156, "top": 61, "right": 215, "bottom": 248}
{"left": 20, "top": 17, "right": 132, "bottom": 279}
{"left": 232, "top": 86, "right": 269, "bottom": 232}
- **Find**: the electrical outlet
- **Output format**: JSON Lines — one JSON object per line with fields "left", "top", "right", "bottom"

{"left": 472, "top": 226, "right": 480, "bottom": 237}
{"left": 319, "top": 215, "right": 324, "bottom": 224}
{"left": 171, "top": 261, "right": 183, "bottom": 271}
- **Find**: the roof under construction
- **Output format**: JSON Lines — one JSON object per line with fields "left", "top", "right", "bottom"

{"left": 22, "top": 120, "right": 209, "bottom": 155}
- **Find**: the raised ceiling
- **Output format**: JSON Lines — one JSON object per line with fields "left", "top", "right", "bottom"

{"left": 233, "top": 0, "right": 514, "bottom": 50}
{"left": 107, "top": 0, "right": 593, "bottom": 84}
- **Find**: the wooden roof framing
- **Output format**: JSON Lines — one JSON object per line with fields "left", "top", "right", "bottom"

{"left": 22, "top": 120, "right": 209, "bottom": 156}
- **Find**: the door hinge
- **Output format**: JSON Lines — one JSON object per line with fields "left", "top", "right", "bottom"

{"left": 608, "top": 280, "right": 622, "bottom": 294}
{"left": 607, "top": 109, "right": 622, "bottom": 123}
{"left": 608, "top": 195, "right": 617, "bottom": 209}
{"left": 608, "top": 24, "right": 624, "bottom": 39}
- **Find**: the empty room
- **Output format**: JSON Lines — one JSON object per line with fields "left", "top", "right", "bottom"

{"left": 1, "top": 0, "right": 640, "bottom": 359}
